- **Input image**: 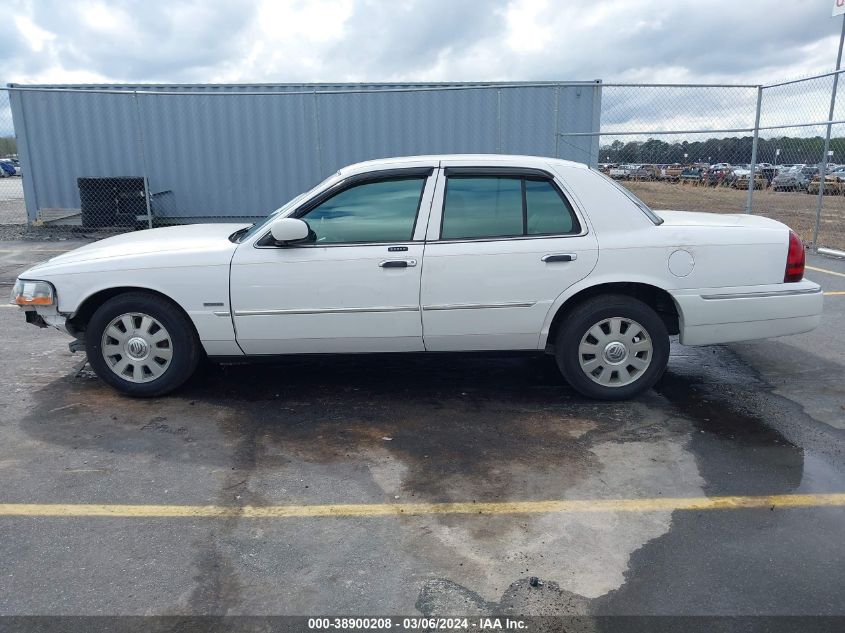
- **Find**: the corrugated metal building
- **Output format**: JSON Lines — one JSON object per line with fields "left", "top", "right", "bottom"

{"left": 8, "top": 82, "right": 602, "bottom": 224}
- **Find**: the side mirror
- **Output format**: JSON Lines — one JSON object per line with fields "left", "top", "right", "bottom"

{"left": 270, "top": 217, "right": 309, "bottom": 244}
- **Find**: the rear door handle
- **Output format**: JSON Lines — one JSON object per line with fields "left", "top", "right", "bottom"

{"left": 379, "top": 259, "right": 417, "bottom": 268}
{"left": 541, "top": 253, "right": 577, "bottom": 263}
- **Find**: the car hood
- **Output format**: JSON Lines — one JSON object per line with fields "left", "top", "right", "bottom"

{"left": 24, "top": 223, "right": 249, "bottom": 275}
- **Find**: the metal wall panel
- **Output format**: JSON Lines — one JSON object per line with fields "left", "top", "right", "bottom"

{"left": 8, "top": 82, "right": 601, "bottom": 223}
{"left": 316, "top": 88, "right": 501, "bottom": 174}
{"left": 134, "top": 92, "right": 321, "bottom": 219}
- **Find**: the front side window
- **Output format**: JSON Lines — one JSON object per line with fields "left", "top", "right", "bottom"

{"left": 301, "top": 177, "right": 425, "bottom": 244}
{"left": 440, "top": 175, "right": 580, "bottom": 240}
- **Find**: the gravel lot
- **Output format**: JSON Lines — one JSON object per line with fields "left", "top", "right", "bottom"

{"left": 0, "top": 177, "right": 24, "bottom": 225}
{"left": 0, "top": 240, "right": 843, "bottom": 625}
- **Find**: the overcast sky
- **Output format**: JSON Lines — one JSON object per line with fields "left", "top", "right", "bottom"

{"left": 1, "top": 0, "right": 844, "bottom": 145}
{"left": 0, "top": 0, "right": 843, "bottom": 86}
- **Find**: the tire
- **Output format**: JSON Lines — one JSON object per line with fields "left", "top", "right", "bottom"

{"left": 554, "top": 294, "right": 669, "bottom": 401}
{"left": 86, "top": 291, "right": 201, "bottom": 397}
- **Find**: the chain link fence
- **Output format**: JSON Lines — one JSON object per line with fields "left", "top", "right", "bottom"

{"left": 752, "top": 73, "right": 845, "bottom": 252}
{"left": 0, "top": 90, "right": 24, "bottom": 226}
{"left": 2, "top": 74, "right": 845, "bottom": 252}
{"left": 559, "top": 74, "right": 845, "bottom": 252}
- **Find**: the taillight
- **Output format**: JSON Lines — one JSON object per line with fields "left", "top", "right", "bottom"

{"left": 784, "top": 231, "right": 805, "bottom": 282}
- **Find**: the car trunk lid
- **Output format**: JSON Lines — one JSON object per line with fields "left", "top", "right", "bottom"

{"left": 656, "top": 210, "right": 787, "bottom": 230}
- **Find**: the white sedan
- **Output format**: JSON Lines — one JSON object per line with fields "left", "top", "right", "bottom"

{"left": 12, "top": 155, "right": 822, "bottom": 400}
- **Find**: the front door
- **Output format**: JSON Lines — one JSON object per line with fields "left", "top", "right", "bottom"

{"left": 230, "top": 167, "right": 436, "bottom": 355}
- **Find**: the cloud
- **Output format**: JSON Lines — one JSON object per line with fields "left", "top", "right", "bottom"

{"left": 0, "top": 0, "right": 842, "bottom": 140}
{"left": 2, "top": 0, "right": 257, "bottom": 84}
{"left": 1, "top": 0, "right": 841, "bottom": 86}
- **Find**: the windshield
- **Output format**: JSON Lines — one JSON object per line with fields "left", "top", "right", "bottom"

{"left": 237, "top": 173, "right": 343, "bottom": 242}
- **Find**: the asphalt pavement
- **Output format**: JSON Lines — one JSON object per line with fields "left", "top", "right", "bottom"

{"left": 0, "top": 242, "right": 842, "bottom": 626}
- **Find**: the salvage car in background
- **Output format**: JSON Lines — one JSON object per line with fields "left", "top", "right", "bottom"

{"left": 609, "top": 164, "right": 633, "bottom": 179}
{"left": 0, "top": 160, "right": 16, "bottom": 177}
{"left": 660, "top": 164, "right": 684, "bottom": 181}
{"left": 807, "top": 171, "right": 845, "bottom": 195}
{"left": 629, "top": 164, "right": 660, "bottom": 181}
{"left": 12, "top": 155, "right": 821, "bottom": 401}
{"left": 772, "top": 167, "right": 809, "bottom": 192}
{"left": 733, "top": 172, "right": 768, "bottom": 190}
{"left": 679, "top": 166, "right": 705, "bottom": 183}
{"left": 705, "top": 165, "right": 735, "bottom": 187}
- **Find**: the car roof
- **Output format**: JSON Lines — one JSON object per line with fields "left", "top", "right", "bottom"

{"left": 337, "top": 154, "right": 590, "bottom": 176}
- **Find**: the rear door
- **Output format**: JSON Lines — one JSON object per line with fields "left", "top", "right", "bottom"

{"left": 420, "top": 161, "right": 598, "bottom": 351}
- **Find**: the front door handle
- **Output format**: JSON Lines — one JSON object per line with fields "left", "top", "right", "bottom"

{"left": 379, "top": 259, "right": 417, "bottom": 268}
{"left": 541, "top": 253, "right": 577, "bottom": 263}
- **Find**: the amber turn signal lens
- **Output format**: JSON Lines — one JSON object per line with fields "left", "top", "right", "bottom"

{"left": 14, "top": 295, "right": 53, "bottom": 306}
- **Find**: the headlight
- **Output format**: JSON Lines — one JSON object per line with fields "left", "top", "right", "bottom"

{"left": 10, "top": 279, "right": 55, "bottom": 306}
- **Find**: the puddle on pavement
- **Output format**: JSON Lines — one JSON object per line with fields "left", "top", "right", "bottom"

{"left": 655, "top": 371, "right": 805, "bottom": 495}
{"left": 18, "top": 348, "right": 842, "bottom": 612}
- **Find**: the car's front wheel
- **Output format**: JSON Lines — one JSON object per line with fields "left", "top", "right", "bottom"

{"left": 555, "top": 295, "right": 669, "bottom": 400}
{"left": 86, "top": 291, "right": 201, "bottom": 397}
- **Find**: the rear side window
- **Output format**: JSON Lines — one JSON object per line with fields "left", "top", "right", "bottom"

{"left": 441, "top": 177, "right": 523, "bottom": 239}
{"left": 441, "top": 176, "right": 580, "bottom": 240}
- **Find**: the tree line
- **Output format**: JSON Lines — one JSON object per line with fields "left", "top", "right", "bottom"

{"left": 600, "top": 136, "right": 845, "bottom": 165}
{"left": 0, "top": 136, "right": 16, "bottom": 157}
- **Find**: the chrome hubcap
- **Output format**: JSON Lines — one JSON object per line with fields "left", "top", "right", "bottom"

{"left": 578, "top": 317, "right": 653, "bottom": 387}
{"left": 101, "top": 312, "right": 173, "bottom": 383}
{"left": 603, "top": 341, "right": 628, "bottom": 364}
{"left": 126, "top": 337, "right": 150, "bottom": 360}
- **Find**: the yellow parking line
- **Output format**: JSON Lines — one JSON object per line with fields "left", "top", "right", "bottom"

{"left": 824, "top": 291, "right": 845, "bottom": 296}
{"left": 0, "top": 493, "right": 843, "bottom": 519}
{"left": 807, "top": 265, "right": 845, "bottom": 279}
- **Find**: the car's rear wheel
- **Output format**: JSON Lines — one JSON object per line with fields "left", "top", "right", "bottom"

{"left": 555, "top": 295, "right": 669, "bottom": 400}
{"left": 86, "top": 291, "right": 201, "bottom": 397}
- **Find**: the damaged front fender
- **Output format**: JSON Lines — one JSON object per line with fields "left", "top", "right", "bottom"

{"left": 20, "top": 306, "right": 68, "bottom": 332}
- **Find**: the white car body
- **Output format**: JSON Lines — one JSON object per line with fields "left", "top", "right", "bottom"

{"left": 15, "top": 154, "right": 822, "bottom": 397}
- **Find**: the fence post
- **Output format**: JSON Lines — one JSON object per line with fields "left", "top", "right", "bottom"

{"left": 496, "top": 88, "right": 502, "bottom": 153}
{"left": 132, "top": 91, "right": 153, "bottom": 229}
{"left": 553, "top": 85, "right": 560, "bottom": 159}
{"left": 745, "top": 85, "right": 762, "bottom": 214}
{"left": 312, "top": 89, "right": 324, "bottom": 177}
{"left": 813, "top": 17, "right": 845, "bottom": 248}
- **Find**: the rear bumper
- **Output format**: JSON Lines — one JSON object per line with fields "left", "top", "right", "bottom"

{"left": 671, "top": 280, "right": 823, "bottom": 346}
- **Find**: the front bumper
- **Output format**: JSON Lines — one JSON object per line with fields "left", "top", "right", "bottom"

{"left": 18, "top": 305, "right": 68, "bottom": 333}
{"left": 671, "top": 280, "right": 823, "bottom": 346}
